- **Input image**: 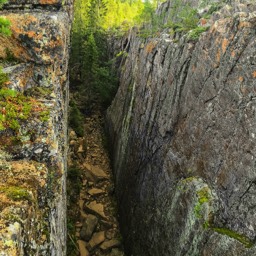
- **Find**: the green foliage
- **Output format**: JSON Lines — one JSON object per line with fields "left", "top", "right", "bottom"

{"left": 0, "top": 186, "right": 31, "bottom": 201}
{"left": 0, "top": 0, "right": 7, "bottom": 8}
{"left": 176, "top": 6, "right": 199, "bottom": 32}
{"left": 187, "top": 26, "right": 209, "bottom": 40}
{"left": 0, "top": 0, "right": 12, "bottom": 37}
{"left": 0, "top": 149, "right": 11, "bottom": 170}
{"left": 67, "top": 218, "right": 78, "bottom": 256}
{"left": 67, "top": 165, "right": 83, "bottom": 202}
{"left": 5, "top": 48, "right": 16, "bottom": 62}
{"left": 212, "top": 227, "right": 254, "bottom": 248}
{"left": 194, "top": 187, "right": 210, "bottom": 219}
{"left": 69, "top": 101, "right": 84, "bottom": 137}
{"left": 67, "top": 165, "right": 82, "bottom": 182}
{"left": 203, "top": 221, "right": 210, "bottom": 229}
{"left": 92, "top": 65, "right": 118, "bottom": 106}
{"left": 0, "top": 66, "right": 9, "bottom": 86}
{"left": 137, "top": 0, "right": 157, "bottom": 25}
{"left": 71, "top": 20, "right": 118, "bottom": 107}
{"left": 116, "top": 51, "right": 128, "bottom": 58}
{"left": 163, "top": 1, "right": 201, "bottom": 38}
{"left": 81, "top": 33, "right": 99, "bottom": 81}
{"left": 0, "top": 85, "right": 50, "bottom": 133}
{"left": 67, "top": 165, "right": 82, "bottom": 255}
{"left": 0, "top": 17, "right": 11, "bottom": 36}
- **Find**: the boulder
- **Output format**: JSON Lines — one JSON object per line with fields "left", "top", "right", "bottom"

{"left": 80, "top": 214, "right": 98, "bottom": 241}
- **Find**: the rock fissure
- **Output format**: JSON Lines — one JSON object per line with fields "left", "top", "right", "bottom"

{"left": 0, "top": 0, "right": 256, "bottom": 255}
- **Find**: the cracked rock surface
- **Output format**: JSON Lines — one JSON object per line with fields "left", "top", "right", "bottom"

{"left": 107, "top": 0, "right": 256, "bottom": 255}
{"left": 0, "top": 0, "right": 72, "bottom": 254}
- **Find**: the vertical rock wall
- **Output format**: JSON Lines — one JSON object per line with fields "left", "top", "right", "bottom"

{"left": 107, "top": 1, "right": 256, "bottom": 255}
{"left": 0, "top": 0, "right": 72, "bottom": 255}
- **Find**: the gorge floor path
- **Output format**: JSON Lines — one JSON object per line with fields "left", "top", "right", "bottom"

{"left": 68, "top": 108, "right": 125, "bottom": 256}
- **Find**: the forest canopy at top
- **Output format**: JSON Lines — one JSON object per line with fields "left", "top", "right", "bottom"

{"left": 73, "top": 0, "right": 164, "bottom": 33}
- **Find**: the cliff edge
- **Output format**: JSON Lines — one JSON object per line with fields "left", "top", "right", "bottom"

{"left": 0, "top": 0, "right": 72, "bottom": 255}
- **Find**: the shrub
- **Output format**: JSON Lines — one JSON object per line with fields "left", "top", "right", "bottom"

{"left": 0, "top": 0, "right": 11, "bottom": 37}
{"left": 187, "top": 26, "right": 209, "bottom": 40}
{"left": 0, "top": 17, "right": 11, "bottom": 36}
{"left": 69, "top": 101, "right": 84, "bottom": 137}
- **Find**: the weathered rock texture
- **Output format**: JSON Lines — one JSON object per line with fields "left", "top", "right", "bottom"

{"left": 107, "top": 1, "right": 256, "bottom": 255}
{"left": 0, "top": 0, "right": 72, "bottom": 255}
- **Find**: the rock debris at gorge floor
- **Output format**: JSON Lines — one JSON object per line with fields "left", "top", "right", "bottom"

{"left": 68, "top": 109, "right": 125, "bottom": 256}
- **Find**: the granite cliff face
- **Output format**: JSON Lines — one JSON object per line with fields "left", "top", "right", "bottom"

{"left": 107, "top": 1, "right": 256, "bottom": 255}
{"left": 0, "top": 0, "right": 72, "bottom": 255}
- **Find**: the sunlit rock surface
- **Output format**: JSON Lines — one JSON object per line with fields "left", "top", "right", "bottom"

{"left": 107, "top": 1, "right": 256, "bottom": 255}
{"left": 0, "top": 0, "right": 72, "bottom": 254}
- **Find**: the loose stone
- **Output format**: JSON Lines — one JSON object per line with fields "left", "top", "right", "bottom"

{"left": 84, "top": 201, "right": 108, "bottom": 220}
{"left": 88, "top": 231, "right": 105, "bottom": 251}
{"left": 84, "top": 163, "right": 108, "bottom": 181}
{"left": 78, "top": 240, "right": 90, "bottom": 256}
{"left": 100, "top": 239, "right": 121, "bottom": 251}
{"left": 80, "top": 214, "right": 99, "bottom": 241}
{"left": 88, "top": 188, "right": 105, "bottom": 196}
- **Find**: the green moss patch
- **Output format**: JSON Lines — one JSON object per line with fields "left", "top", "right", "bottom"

{"left": 213, "top": 227, "right": 254, "bottom": 248}
{"left": 194, "top": 187, "right": 210, "bottom": 218}
{"left": 0, "top": 186, "right": 31, "bottom": 201}
{"left": 0, "top": 88, "right": 50, "bottom": 132}
{"left": 24, "top": 87, "right": 53, "bottom": 99}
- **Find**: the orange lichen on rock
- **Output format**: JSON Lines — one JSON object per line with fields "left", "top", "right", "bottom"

{"left": 216, "top": 49, "right": 221, "bottom": 65}
{"left": 252, "top": 71, "right": 256, "bottom": 78}
{"left": 238, "top": 21, "right": 252, "bottom": 29}
{"left": 39, "top": 0, "right": 60, "bottom": 4}
{"left": 221, "top": 38, "right": 229, "bottom": 54}
{"left": 145, "top": 41, "right": 158, "bottom": 54}
{"left": 231, "top": 50, "right": 236, "bottom": 58}
{"left": 239, "top": 76, "right": 244, "bottom": 82}
{"left": 0, "top": 36, "right": 31, "bottom": 61}
{"left": 6, "top": 14, "right": 38, "bottom": 36}
{"left": 0, "top": 12, "right": 66, "bottom": 64}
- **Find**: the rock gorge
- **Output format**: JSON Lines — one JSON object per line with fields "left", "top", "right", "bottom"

{"left": 107, "top": 0, "right": 256, "bottom": 255}
{"left": 0, "top": 0, "right": 256, "bottom": 255}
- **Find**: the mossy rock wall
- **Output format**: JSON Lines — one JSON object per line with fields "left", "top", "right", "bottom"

{"left": 0, "top": 0, "right": 72, "bottom": 254}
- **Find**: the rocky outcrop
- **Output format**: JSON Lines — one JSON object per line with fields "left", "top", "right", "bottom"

{"left": 0, "top": 0, "right": 72, "bottom": 254}
{"left": 107, "top": 1, "right": 256, "bottom": 255}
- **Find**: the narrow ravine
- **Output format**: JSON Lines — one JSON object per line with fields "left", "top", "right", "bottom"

{"left": 67, "top": 102, "right": 125, "bottom": 256}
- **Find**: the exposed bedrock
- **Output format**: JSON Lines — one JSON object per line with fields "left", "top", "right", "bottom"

{"left": 107, "top": 1, "right": 256, "bottom": 255}
{"left": 0, "top": 0, "right": 72, "bottom": 255}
